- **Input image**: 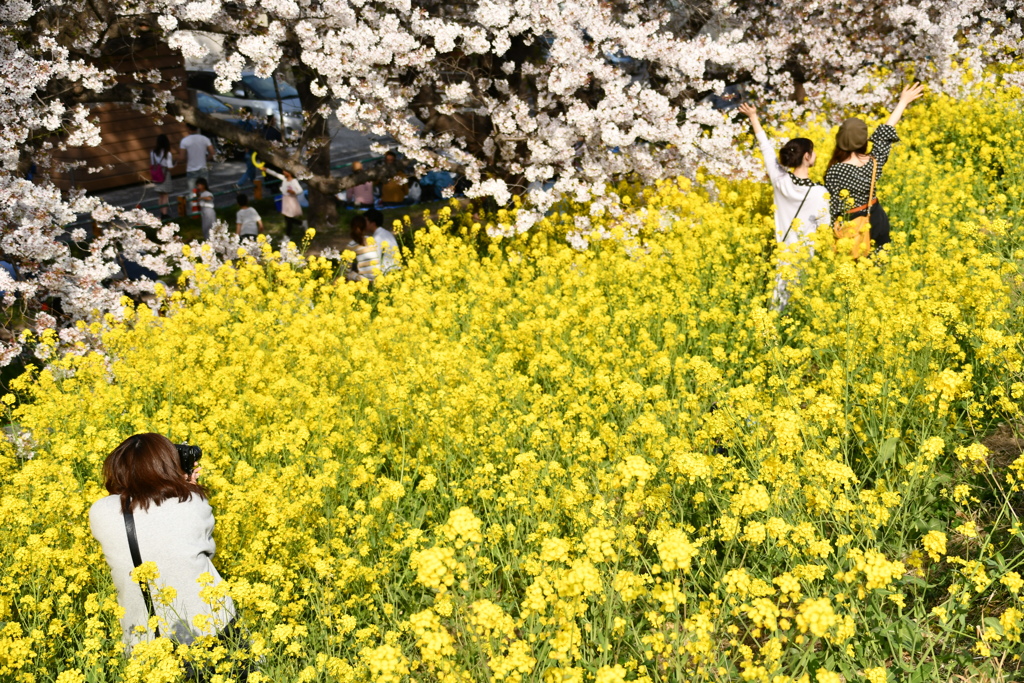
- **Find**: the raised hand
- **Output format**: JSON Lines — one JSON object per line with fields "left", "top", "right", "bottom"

{"left": 738, "top": 102, "right": 764, "bottom": 135}
{"left": 886, "top": 82, "right": 925, "bottom": 127}
{"left": 738, "top": 103, "right": 758, "bottom": 120}
{"left": 899, "top": 82, "right": 926, "bottom": 105}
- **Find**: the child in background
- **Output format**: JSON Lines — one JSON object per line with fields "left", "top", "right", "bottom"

{"left": 235, "top": 193, "right": 263, "bottom": 240}
{"left": 194, "top": 178, "right": 216, "bottom": 240}
{"left": 263, "top": 167, "right": 304, "bottom": 239}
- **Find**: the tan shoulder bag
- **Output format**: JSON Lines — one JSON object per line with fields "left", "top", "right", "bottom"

{"left": 833, "top": 157, "right": 877, "bottom": 259}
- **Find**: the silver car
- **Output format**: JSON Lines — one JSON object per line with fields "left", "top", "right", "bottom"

{"left": 187, "top": 71, "right": 304, "bottom": 137}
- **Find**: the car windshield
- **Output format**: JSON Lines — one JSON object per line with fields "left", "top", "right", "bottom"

{"left": 197, "top": 91, "right": 231, "bottom": 114}
{"left": 242, "top": 75, "right": 299, "bottom": 99}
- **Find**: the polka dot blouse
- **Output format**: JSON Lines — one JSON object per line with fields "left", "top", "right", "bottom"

{"left": 824, "top": 124, "right": 900, "bottom": 224}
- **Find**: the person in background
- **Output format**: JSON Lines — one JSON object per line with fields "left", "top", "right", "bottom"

{"left": 345, "top": 215, "right": 381, "bottom": 282}
{"left": 346, "top": 161, "right": 375, "bottom": 208}
{"left": 89, "top": 433, "right": 235, "bottom": 651}
{"left": 180, "top": 124, "right": 215, "bottom": 191}
{"left": 194, "top": 178, "right": 216, "bottom": 240}
{"left": 263, "top": 167, "right": 304, "bottom": 239}
{"left": 150, "top": 134, "right": 175, "bottom": 220}
{"left": 235, "top": 193, "right": 263, "bottom": 240}
{"left": 419, "top": 169, "right": 456, "bottom": 200}
{"left": 263, "top": 114, "right": 283, "bottom": 143}
{"left": 365, "top": 208, "right": 399, "bottom": 274}
{"left": 234, "top": 108, "right": 260, "bottom": 188}
{"left": 738, "top": 102, "right": 829, "bottom": 309}
{"left": 115, "top": 251, "right": 160, "bottom": 286}
{"left": 379, "top": 151, "right": 410, "bottom": 205}
{"left": 824, "top": 82, "right": 925, "bottom": 250}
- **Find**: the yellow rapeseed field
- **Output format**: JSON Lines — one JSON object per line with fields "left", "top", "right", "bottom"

{"left": 2, "top": 84, "right": 1024, "bottom": 683}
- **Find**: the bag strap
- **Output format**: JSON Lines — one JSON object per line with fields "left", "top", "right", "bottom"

{"left": 867, "top": 156, "right": 878, "bottom": 205}
{"left": 123, "top": 501, "right": 159, "bottom": 630}
{"left": 781, "top": 185, "right": 813, "bottom": 244}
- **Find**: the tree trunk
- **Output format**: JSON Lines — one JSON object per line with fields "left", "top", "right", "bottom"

{"left": 294, "top": 70, "right": 337, "bottom": 227}
{"left": 784, "top": 55, "right": 809, "bottom": 104}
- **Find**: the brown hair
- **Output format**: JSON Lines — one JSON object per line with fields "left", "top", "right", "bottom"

{"left": 103, "top": 433, "right": 206, "bottom": 513}
{"left": 350, "top": 215, "right": 368, "bottom": 243}
{"left": 828, "top": 142, "right": 868, "bottom": 169}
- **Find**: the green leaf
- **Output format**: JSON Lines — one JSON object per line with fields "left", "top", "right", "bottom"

{"left": 984, "top": 616, "right": 1004, "bottom": 634}
{"left": 879, "top": 436, "right": 901, "bottom": 464}
{"left": 904, "top": 576, "right": 929, "bottom": 589}
{"left": 910, "top": 662, "right": 936, "bottom": 683}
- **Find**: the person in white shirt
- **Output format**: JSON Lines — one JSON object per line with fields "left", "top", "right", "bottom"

{"left": 235, "top": 193, "right": 263, "bottom": 239}
{"left": 263, "top": 168, "right": 304, "bottom": 239}
{"left": 180, "top": 124, "right": 215, "bottom": 191}
{"left": 739, "top": 103, "right": 829, "bottom": 310}
{"left": 89, "top": 433, "right": 235, "bottom": 652}
{"left": 365, "top": 208, "right": 400, "bottom": 274}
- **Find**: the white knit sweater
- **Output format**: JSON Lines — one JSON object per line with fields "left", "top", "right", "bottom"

{"left": 754, "top": 129, "right": 831, "bottom": 248}
{"left": 89, "top": 494, "right": 236, "bottom": 650}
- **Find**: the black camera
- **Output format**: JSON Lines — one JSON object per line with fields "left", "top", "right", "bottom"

{"left": 175, "top": 443, "right": 202, "bottom": 475}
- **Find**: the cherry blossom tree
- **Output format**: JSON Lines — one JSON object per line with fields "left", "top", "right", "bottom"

{"left": 135, "top": 0, "right": 1024, "bottom": 227}
{"left": 1, "top": 0, "right": 1021, "bottom": 364}
{"left": 0, "top": 7, "right": 179, "bottom": 366}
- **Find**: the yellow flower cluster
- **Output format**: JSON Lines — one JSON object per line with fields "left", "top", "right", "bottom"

{"left": 1, "top": 82, "right": 1024, "bottom": 682}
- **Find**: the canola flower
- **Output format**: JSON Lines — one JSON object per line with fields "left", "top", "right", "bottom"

{"left": 1, "top": 85, "right": 1024, "bottom": 682}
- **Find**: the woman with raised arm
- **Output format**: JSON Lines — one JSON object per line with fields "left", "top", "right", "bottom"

{"left": 825, "top": 83, "right": 925, "bottom": 250}
{"left": 739, "top": 102, "right": 829, "bottom": 308}
{"left": 739, "top": 103, "right": 830, "bottom": 249}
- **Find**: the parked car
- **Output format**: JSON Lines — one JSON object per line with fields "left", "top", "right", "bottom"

{"left": 191, "top": 89, "right": 248, "bottom": 159}
{"left": 187, "top": 70, "right": 304, "bottom": 138}
{"left": 194, "top": 90, "right": 242, "bottom": 122}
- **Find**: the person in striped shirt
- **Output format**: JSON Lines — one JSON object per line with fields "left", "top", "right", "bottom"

{"left": 345, "top": 215, "right": 381, "bottom": 282}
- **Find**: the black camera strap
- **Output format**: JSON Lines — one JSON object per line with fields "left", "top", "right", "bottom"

{"left": 123, "top": 500, "right": 159, "bottom": 634}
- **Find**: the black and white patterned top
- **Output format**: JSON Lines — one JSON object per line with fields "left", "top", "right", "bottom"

{"left": 788, "top": 172, "right": 817, "bottom": 188}
{"left": 824, "top": 124, "right": 900, "bottom": 224}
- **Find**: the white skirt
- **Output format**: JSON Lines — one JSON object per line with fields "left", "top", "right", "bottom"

{"left": 153, "top": 175, "right": 174, "bottom": 194}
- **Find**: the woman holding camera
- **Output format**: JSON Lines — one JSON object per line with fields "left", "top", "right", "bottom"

{"left": 89, "top": 433, "right": 235, "bottom": 650}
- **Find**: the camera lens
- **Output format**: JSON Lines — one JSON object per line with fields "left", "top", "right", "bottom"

{"left": 175, "top": 443, "right": 202, "bottom": 474}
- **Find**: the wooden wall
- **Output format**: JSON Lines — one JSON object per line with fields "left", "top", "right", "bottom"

{"left": 52, "top": 39, "right": 191, "bottom": 193}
